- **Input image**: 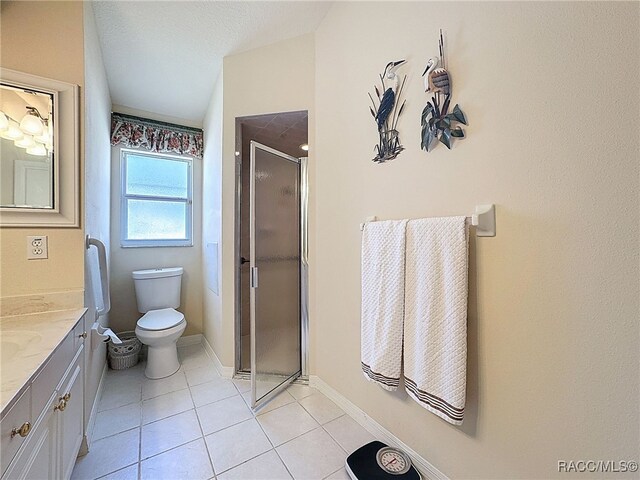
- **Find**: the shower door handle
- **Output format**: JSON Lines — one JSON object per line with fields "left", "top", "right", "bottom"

{"left": 250, "top": 267, "right": 259, "bottom": 288}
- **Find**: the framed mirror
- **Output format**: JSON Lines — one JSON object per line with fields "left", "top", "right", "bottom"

{"left": 0, "top": 69, "right": 79, "bottom": 227}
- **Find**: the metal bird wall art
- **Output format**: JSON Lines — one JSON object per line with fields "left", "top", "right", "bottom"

{"left": 368, "top": 60, "right": 407, "bottom": 163}
{"left": 421, "top": 30, "right": 467, "bottom": 152}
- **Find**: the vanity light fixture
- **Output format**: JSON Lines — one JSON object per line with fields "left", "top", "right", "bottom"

{"left": 0, "top": 111, "right": 8, "bottom": 132}
{"left": 35, "top": 121, "right": 52, "bottom": 145}
{"left": 299, "top": 143, "right": 309, "bottom": 151}
{"left": 26, "top": 142, "right": 47, "bottom": 156}
{"left": 19, "top": 106, "right": 45, "bottom": 136}
{"left": 0, "top": 121, "right": 24, "bottom": 141}
{"left": 1, "top": 107, "right": 52, "bottom": 155}
{"left": 14, "top": 135, "right": 35, "bottom": 149}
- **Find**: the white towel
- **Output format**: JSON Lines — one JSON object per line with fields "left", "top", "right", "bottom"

{"left": 404, "top": 217, "right": 468, "bottom": 425}
{"left": 361, "top": 220, "right": 407, "bottom": 391}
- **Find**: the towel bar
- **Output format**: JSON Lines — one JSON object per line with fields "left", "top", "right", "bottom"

{"left": 359, "top": 204, "right": 496, "bottom": 237}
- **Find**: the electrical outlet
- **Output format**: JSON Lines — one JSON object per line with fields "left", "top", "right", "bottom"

{"left": 27, "top": 235, "right": 48, "bottom": 260}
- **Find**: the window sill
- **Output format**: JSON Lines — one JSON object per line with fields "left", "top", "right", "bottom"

{"left": 120, "top": 241, "right": 193, "bottom": 248}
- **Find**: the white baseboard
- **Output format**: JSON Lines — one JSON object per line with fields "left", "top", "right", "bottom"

{"left": 80, "top": 362, "right": 108, "bottom": 456}
{"left": 177, "top": 334, "right": 203, "bottom": 347}
{"left": 310, "top": 376, "right": 448, "bottom": 480}
{"left": 201, "top": 335, "right": 234, "bottom": 378}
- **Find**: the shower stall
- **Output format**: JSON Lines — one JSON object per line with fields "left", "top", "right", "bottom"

{"left": 234, "top": 112, "right": 309, "bottom": 410}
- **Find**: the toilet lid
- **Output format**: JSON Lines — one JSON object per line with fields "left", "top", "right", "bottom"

{"left": 137, "top": 308, "right": 185, "bottom": 331}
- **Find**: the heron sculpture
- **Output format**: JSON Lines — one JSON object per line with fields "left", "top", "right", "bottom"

{"left": 369, "top": 59, "right": 407, "bottom": 162}
{"left": 420, "top": 30, "right": 467, "bottom": 152}
{"left": 422, "top": 56, "right": 450, "bottom": 95}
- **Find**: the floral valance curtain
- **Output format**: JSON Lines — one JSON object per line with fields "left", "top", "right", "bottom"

{"left": 110, "top": 113, "right": 203, "bottom": 159}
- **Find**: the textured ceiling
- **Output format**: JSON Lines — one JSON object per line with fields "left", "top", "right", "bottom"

{"left": 92, "top": 1, "right": 331, "bottom": 124}
{"left": 239, "top": 111, "right": 308, "bottom": 158}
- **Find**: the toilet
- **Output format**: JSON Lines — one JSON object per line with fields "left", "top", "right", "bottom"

{"left": 132, "top": 267, "right": 187, "bottom": 379}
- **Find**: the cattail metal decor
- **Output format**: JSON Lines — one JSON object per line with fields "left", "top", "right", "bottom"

{"left": 368, "top": 60, "right": 407, "bottom": 163}
{"left": 421, "top": 30, "right": 467, "bottom": 152}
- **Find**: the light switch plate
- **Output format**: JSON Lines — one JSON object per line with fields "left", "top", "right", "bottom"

{"left": 27, "top": 235, "right": 48, "bottom": 259}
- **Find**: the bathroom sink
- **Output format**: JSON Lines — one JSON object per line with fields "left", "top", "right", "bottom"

{"left": 0, "top": 331, "right": 42, "bottom": 363}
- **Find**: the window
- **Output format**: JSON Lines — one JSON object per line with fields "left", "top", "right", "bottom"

{"left": 121, "top": 150, "right": 192, "bottom": 247}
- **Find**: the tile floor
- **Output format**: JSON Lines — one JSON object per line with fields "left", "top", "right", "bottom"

{"left": 72, "top": 344, "right": 376, "bottom": 480}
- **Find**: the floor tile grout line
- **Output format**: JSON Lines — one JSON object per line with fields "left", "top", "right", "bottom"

{"left": 193, "top": 390, "right": 238, "bottom": 410}
{"left": 109, "top": 408, "right": 348, "bottom": 479}
{"left": 93, "top": 461, "right": 139, "bottom": 480}
{"left": 210, "top": 437, "right": 274, "bottom": 477}
{"left": 188, "top": 359, "right": 234, "bottom": 480}
{"left": 296, "top": 395, "right": 346, "bottom": 426}
{"left": 96, "top": 389, "right": 142, "bottom": 414}
{"left": 189, "top": 350, "right": 295, "bottom": 478}
{"left": 136, "top": 367, "right": 143, "bottom": 480}
{"left": 251, "top": 399, "right": 296, "bottom": 480}
{"left": 87, "top": 350, "right": 356, "bottom": 480}
{"left": 215, "top": 450, "right": 286, "bottom": 478}
{"left": 320, "top": 421, "right": 350, "bottom": 456}
{"left": 323, "top": 465, "right": 348, "bottom": 480}
{"left": 240, "top": 390, "right": 297, "bottom": 418}
{"left": 251, "top": 396, "right": 340, "bottom": 450}
{"left": 139, "top": 428, "right": 203, "bottom": 462}
{"left": 136, "top": 426, "right": 142, "bottom": 480}
{"left": 92, "top": 422, "right": 140, "bottom": 443}
{"left": 92, "top": 404, "right": 208, "bottom": 448}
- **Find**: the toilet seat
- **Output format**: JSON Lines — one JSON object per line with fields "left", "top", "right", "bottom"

{"left": 137, "top": 308, "right": 185, "bottom": 331}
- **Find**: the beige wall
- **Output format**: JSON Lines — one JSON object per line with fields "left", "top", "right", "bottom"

{"left": 83, "top": 0, "right": 111, "bottom": 444}
{"left": 108, "top": 144, "right": 204, "bottom": 336}
{"left": 315, "top": 2, "right": 639, "bottom": 479}
{"left": 202, "top": 75, "right": 224, "bottom": 361}
{"left": 202, "top": 34, "right": 316, "bottom": 368}
{"left": 0, "top": 1, "right": 85, "bottom": 299}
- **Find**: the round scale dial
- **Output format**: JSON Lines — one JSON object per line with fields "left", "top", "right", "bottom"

{"left": 376, "top": 447, "right": 412, "bottom": 475}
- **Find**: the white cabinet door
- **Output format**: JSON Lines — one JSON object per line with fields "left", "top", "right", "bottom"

{"left": 58, "top": 349, "right": 84, "bottom": 480}
{"left": 3, "top": 395, "right": 57, "bottom": 480}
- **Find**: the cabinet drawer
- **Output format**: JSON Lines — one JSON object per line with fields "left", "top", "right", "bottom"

{"left": 2, "top": 392, "right": 57, "bottom": 480}
{"left": 0, "top": 387, "right": 31, "bottom": 476}
{"left": 31, "top": 330, "right": 74, "bottom": 421}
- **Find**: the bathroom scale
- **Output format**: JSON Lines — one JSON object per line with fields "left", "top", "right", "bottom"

{"left": 346, "top": 441, "right": 422, "bottom": 479}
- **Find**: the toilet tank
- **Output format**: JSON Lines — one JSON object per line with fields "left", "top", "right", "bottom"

{"left": 132, "top": 267, "right": 183, "bottom": 313}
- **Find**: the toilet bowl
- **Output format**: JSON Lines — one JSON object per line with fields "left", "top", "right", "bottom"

{"left": 135, "top": 308, "right": 186, "bottom": 379}
{"left": 132, "top": 267, "right": 186, "bottom": 379}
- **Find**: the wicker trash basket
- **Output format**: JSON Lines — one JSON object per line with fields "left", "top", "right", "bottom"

{"left": 108, "top": 331, "right": 142, "bottom": 370}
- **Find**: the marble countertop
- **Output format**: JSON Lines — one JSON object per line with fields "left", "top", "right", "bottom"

{"left": 0, "top": 308, "right": 86, "bottom": 416}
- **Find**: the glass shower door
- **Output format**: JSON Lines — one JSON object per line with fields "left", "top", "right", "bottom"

{"left": 250, "top": 141, "right": 301, "bottom": 409}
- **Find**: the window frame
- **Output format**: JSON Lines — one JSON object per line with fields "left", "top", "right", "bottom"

{"left": 120, "top": 148, "right": 193, "bottom": 248}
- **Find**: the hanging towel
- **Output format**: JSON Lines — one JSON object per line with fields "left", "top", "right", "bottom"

{"left": 404, "top": 217, "right": 469, "bottom": 425}
{"left": 361, "top": 219, "right": 408, "bottom": 391}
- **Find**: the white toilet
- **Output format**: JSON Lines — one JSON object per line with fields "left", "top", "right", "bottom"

{"left": 132, "top": 267, "right": 187, "bottom": 379}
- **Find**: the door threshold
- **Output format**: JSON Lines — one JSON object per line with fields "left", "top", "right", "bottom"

{"left": 233, "top": 370, "right": 309, "bottom": 385}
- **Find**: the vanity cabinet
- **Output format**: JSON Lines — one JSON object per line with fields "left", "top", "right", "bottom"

{"left": 58, "top": 352, "right": 84, "bottom": 480}
{"left": 1, "top": 317, "right": 86, "bottom": 480}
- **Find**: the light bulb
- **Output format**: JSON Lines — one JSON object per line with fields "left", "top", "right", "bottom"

{"left": 26, "top": 142, "right": 47, "bottom": 156}
{"left": 20, "top": 112, "right": 44, "bottom": 136}
{"left": 299, "top": 143, "right": 309, "bottom": 152}
{"left": 0, "top": 111, "right": 8, "bottom": 132}
{"left": 0, "top": 121, "right": 24, "bottom": 141}
{"left": 35, "top": 129, "right": 50, "bottom": 144}
{"left": 15, "top": 135, "right": 35, "bottom": 149}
